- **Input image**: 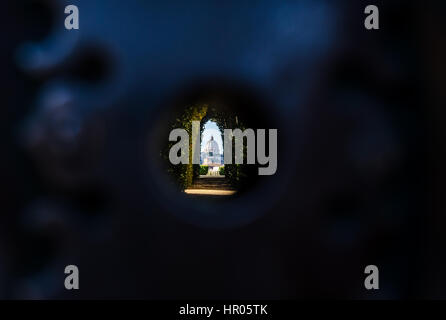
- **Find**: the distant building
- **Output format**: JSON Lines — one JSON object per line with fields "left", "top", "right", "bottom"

{"left": 201, "top": 136, "right": 223, "bottom": 168}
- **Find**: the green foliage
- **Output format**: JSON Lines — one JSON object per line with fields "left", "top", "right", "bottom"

{"left": 164, "top": 104, "right": 208, "bottom": 190}
{"left": 162, "top": 102, "right": 254, "bottom": 191}
{"left": 193, "top": 164, "right": 201, "bottom": 179}
{"left": 200, "top": 165, "right": 209, "bottom": 175}
{"left": 199, "top": 106, "right": 249, "bottom": 188}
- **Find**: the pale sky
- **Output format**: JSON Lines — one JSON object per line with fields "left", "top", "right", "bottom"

{"left": 201, "top": 120, "right": 223, "bottom": 153}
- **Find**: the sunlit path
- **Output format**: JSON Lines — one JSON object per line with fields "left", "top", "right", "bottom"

{"left": 185, "top": 176, "right": 236, "bottom": 197}
{"left": 184, "top": 189, "right": 236, "bottom": 196}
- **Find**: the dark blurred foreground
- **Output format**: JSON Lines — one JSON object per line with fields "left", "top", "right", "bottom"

{"left": 1, "top": 0, "right": 446, "bottom": 299}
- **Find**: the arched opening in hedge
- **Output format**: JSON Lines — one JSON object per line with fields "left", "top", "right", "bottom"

{"left": 200, "top": 120, "right": 224, "bottom": 176}
{"left": 160, "top": 101, "right": 261, "bottom": 196}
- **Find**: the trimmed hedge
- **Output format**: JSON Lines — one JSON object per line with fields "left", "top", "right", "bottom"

{"left": 162, "top": 102, "right": 252, "bottom": 191}
{"left": 200, "top": 165, "right": 209, "bottom": 175}
{"left": 163, "top": 104, "right": 208, "bottom": 190}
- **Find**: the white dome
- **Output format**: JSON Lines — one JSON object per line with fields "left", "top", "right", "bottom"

{"left": 203, "top": 136, "right": 220, "bottom": 155}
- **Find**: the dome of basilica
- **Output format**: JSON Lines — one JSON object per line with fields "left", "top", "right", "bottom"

{"left": 203, "top": 136, "right": 220, "bottom": 155}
